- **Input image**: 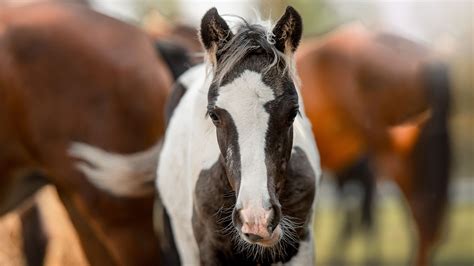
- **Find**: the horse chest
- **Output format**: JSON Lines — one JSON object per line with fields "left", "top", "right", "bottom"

{"left": 191, "top": 147, "right": 317, "bottom": 265}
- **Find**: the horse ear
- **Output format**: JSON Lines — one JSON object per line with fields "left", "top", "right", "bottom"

{"left": 200, "top": 8, "right": 233, "bottom": 56}
{"left": 272, "top": 6, "right": 303, "bottom": 54}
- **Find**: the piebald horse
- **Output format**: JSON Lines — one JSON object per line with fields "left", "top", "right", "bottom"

{"left": 0, "top": 2, "right": 180, "bottom": 265}
{"left": 157, "top": 7, "right": 320, "bottom": 265}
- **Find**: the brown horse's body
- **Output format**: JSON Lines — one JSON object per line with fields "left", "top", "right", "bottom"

{"left": 0, "top": 3, "right": 173, "bottom": 265}
{"left": 297, "top": 24, "right": 451, "bottom": 265}
{"left": 298, "top": 24, "right": 431, "bottom": 171}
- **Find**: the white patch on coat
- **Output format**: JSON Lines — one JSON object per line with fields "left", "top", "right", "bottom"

{"left": 157, "top": 64, "right": 218, "bottom": 265}
{"left": 215, "top": 70, "right": 275, "bottom": 208}
{"left": 292, "top": 91, "right": 322, "bottom": 211}
{"left": 293, "top": 116, "right": 322, "bottom": 184}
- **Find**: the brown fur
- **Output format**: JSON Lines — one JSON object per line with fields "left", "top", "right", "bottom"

{"left": 0, "top": 2, "right": 172, "bottom": 265}
{"left": 297, "top": 24, "right": 451, "bottom": 265}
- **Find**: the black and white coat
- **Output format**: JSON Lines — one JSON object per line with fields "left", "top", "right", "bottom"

{"left": 157, "top": 7, "right": 321, "bottom": 265}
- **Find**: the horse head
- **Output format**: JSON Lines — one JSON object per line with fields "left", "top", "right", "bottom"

{"left": 200, "top": 6, "right": 303, "bottom": 247}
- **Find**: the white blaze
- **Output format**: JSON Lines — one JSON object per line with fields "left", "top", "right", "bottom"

{"left": 215, "top": 70, "right": 275, "bottom": 208}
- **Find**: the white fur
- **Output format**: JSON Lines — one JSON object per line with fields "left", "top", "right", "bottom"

{"left": 215, "top": 70, "right": 275, "bottom": 209}
{"left": 157, "top": 62, "right": 321, "bottom": 264}
{"left": 293, "top": 115, "right": 322, "bottom": 184}
{"left": 157, "top": 64, "right": 216, "bottom": 264}
{"left": 69, "top": 142, "right": 159, "bottom": 197}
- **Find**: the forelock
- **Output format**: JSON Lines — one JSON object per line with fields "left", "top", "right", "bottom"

{"left": 209, "top": 17, "right": 298, "bottom": 87}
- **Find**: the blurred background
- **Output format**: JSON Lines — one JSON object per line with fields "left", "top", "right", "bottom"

{"left": 0, "top": 0, "right": 472, "bottom": 265}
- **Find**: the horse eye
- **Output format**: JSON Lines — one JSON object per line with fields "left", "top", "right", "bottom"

{"left": 288, "top": 108, "right": 298, "bottom": 123}
{"left": 208, "top": 111, "right": 220, "bottom": 124}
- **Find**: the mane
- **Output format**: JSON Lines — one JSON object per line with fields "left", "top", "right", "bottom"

{"left": 208, "top": 16, "right": 298, "bottom": 86}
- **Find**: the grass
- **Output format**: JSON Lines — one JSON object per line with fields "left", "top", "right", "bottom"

{"left": 313, "top": 197, "right": 474, "bottom": 265}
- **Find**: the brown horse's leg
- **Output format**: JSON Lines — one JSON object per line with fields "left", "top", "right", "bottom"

{"left": 333, "top": 156, "right": 378, "bottom": 264}
{"left": 0, "top": 169, "right": 47, "bottom": 216}
{"left": 57, "top": 188, "right": 161, "bottom": 266}
{"left": 0, "top": 139, "right": 47, "bottom": 215}
{"left": 20, "top": 201, "right": 48, "bottom": 266}
{"left": 56, "top": 190, "right": 117, "bottom": 266}
{"left": 0, "top": 158, "right": 49, "bottom": 266}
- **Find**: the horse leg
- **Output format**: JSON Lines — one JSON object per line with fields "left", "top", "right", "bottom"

{"left": 167, "top": 212, "right": 200, "bottom": 265}
{"left": 336, "top": 178, "right": 355, "bottom": 241}
{"left": 331, "top": 156, "right": 377, "bottom": 263}
{"left": 0, "top": 168, "right": 48, "bottom": 216}
{"left": 329, "top": 175, "right": 359, "bottom": 264}
{"left": 0, "top": 162, "right": 49, "bottom": 266}
{"left": 358, "top": 161, "right": 379, "bottom": 265}
{"left": 360, "top": 162, "right": 376, "bottom": 232}
{"left": 55, "top": 189, "right": 116, "bottom": 266}
{"left": 20, "top": 200, "right": 47, "bottom": 266}
{"left": 154, "top": 196, "right": 180, "bottom": 266}
{"left": 57, "top": 186, "right": 163, "bottom": 266}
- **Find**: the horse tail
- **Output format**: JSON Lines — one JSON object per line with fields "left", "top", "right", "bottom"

{"left": 68, "top": 142, "right": 161, "bottom": 197}
{"left": 411, "top": 61, "right": 452, "bottom": 241}
{"left": 20, "top": 201, "right": 47, "bottom": 266}
{"left": 154, "top": 40, "right": 193, "bottom": 81}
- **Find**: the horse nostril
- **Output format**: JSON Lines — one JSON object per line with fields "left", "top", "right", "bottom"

{"left": 244, "top": 233, "right": 263, "bottom": 242}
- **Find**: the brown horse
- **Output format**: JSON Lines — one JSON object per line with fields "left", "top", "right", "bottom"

{"left": 297, "top": 24, "right": 451, "bottom": 265}
{"left": 0, "top": 0, "right": 90, "bottom": 8}
{"left": 0, "top": 2, "right": 177, "bottom": 265}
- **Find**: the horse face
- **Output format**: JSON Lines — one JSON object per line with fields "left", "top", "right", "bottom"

{"left": 209, "top": 68, "right": 299, "bottom": 247}
{"left": 200, "top": 7, "right": 302, "bottom": 247}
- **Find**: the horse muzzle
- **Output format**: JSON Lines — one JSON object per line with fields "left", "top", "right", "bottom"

{"left": 234, "top": 205, "right": 282, "bottom": 246}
